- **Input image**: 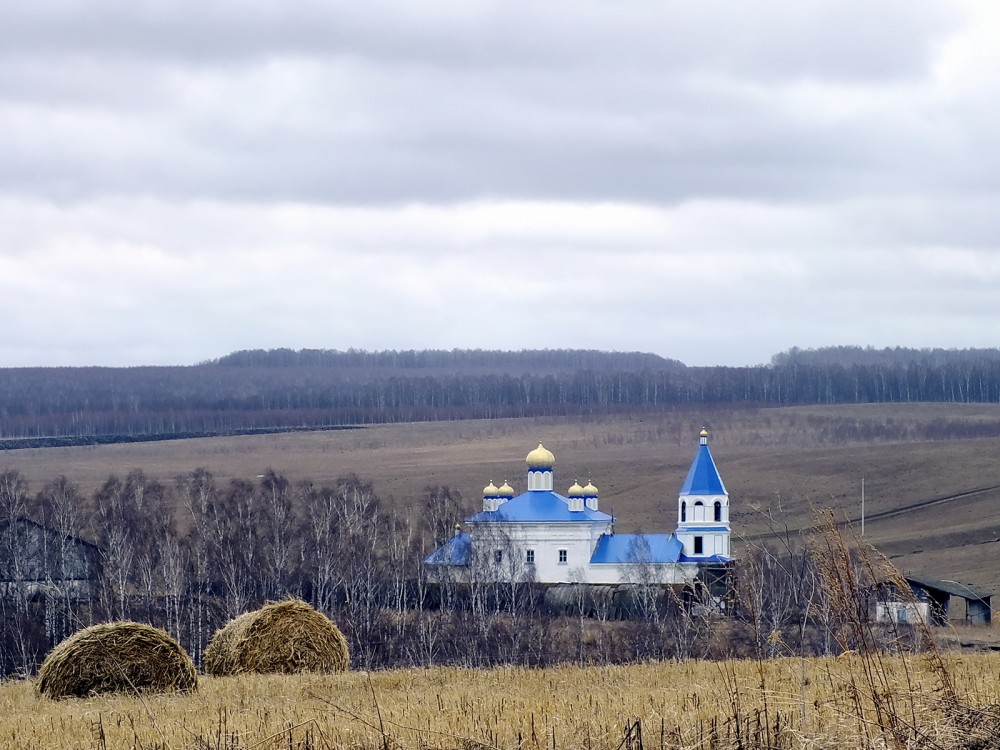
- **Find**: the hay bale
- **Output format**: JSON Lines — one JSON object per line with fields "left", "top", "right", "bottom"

{"left": 37, "top": 622, "right": 197, "bottom": 699}
{"left": 204, "top": 598, "right": 349, "bottom": 676}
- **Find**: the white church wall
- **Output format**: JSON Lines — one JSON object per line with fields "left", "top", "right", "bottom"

{"left": 470, "top": 521, "right": 613, "bottom": 584}
{"left": 587, "top": 562, "right": 701, "bottom": 585}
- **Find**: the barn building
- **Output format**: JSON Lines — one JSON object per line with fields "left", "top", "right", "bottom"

{"left": 876, "top": 574, "right": 992, "bottom": 627}
{"left": 0, "top": 516, "right": 98, "bottom": 601}
{"left": 425, "top": 429, "right": 732, "bottom": 584}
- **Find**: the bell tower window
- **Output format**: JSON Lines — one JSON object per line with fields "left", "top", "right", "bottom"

{"left": 694, "top": 536, "right": 703, "bottom": 555}
{"left": 714, "top": 501, "right": 722, "bottom": 522}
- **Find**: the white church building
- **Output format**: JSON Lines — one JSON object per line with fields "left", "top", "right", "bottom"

{"left": 425, "top": 429, "right": 732, "bottom": 584}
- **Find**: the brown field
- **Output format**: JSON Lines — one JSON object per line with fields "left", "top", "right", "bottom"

{"left": 2, "top": 652, "right": 999, "bottom": 749}
{"left": 3, "top": 403, "right": 1000, "bottom": 590}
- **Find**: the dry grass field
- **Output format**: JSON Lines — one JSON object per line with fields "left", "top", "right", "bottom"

{"left": 3, "top": 652, "right": 1000, "bottom": 749}
{"left": 5, "top": 404, "right": 1000, "bottom": 748}
{"left": 3, "top": 403, "right": 1000, "bottom": 589}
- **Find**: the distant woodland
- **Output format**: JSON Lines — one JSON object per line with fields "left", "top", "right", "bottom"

{"left": 3, "top": 346, "right": 1000, "bottom": 443}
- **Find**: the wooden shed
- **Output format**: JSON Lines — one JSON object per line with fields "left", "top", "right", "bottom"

{"left": 894, "top": 575, "right": 992, "bottom": 627}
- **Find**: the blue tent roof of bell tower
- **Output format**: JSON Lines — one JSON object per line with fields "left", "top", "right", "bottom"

{"left": 680, "top": 443, "right": 727, "bottom": 496}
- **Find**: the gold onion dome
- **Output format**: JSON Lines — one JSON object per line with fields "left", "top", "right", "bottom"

{"left": 583, "top": 481, "right": 598, "bottom": 496}
{"left": 567, "top": 481, "right": 585, "bottom": 497}
{"left": 483, "top": 481, "right": 499, "bottom": 497}
{"left": 526, "top": 443, "right": 555, "bottom": 469}
{"left": 498, "top": 481, "right": 514, "bottom": 496}
{"left": 700, "top": 428, "right": 710, "bottom": 438}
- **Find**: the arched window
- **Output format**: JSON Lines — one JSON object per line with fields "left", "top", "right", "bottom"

{"left": 681, "top": 501, "right": 686, "bottom": 522}
{"left": 694, "top": 500, "right": 704, "bottom": 522}
{"left": 714, "top": 501, "right": 722, "bottom": 522}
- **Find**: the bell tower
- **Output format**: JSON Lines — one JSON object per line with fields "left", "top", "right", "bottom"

{"left": 675, "top": 429, "right": 731, "bottom": 560}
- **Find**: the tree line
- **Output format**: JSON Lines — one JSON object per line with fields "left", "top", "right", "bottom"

{"left": 1, "top": 466, "right": 914, "bottom": 677}
{"left": 4, "top": 347, "right": 1000, "bottom": 442}
{"left": 209, "top": 347, "right": 683, "bottom": 371}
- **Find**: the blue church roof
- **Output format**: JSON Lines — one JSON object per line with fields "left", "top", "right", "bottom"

{"left": 424, "top": 533, "right": 471, "bottom": 565}
{"left": 467, "top": 491, "right": 613, "bottom": 524}
{"left": 680, "top": 443, "right": 727, "bottom": 496}
{"left": 678, "top": 553, "right": 730, "bottom": 563}
{"left": 590, "top": 534, "right": 683, "bottom": 564}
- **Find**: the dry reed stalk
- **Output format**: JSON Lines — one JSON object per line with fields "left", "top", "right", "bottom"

{"left": 803, "top": 509, "right": 1000, "bottom": 750}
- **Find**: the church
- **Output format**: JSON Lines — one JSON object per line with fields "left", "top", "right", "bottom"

{"left": 425, "top": 429, "right": 732, "bottom": 584}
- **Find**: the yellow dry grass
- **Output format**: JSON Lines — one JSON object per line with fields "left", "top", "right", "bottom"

{"left": 3, "top": 653, "right": 1000, "bottom": 749}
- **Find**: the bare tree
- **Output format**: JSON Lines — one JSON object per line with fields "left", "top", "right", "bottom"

{"left": 208, "top": 479, "right": 260, "bottom": 619}
{"left": 37, "top": 476, "right": 86, "bottom": 643}
{"left": 0, "top": 470, "right": 38, "bottom": 673}
{"left": 301, "top": 480, "right": 339, "bottom": 615}
{"left": 177, "top": 468, "right": 218, "bottom": 665}
{"left": 331, "top": 475, "right": 384, "bottom": 669}
{"left": 255, "top": 469, "right": 297, "bottom": 599}
{"left": 420, "top": 486, "right": 468, "bottom": 548}
{"left": 124, "top": 470, "right": 170, "bottom": 626}
{"left": 623, "top": 535, "right": 666, "bottom": 660}
{"left": 92, "top": 475, "right": 134, "bottom": 621}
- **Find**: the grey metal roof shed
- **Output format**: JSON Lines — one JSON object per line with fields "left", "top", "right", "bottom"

{"left": 902, "top": 574, "right": 992, "bottom": 626}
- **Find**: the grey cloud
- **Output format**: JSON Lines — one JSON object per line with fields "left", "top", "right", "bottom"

{"left": 0, "top": 1, "right": 971, "bottom": 206}
{"left": 0, "top": 65, "right": 969, "bottom": 206}
{"left": 0, "top": 1, "right": 951, "bottom": 80}
{"left": 2, "top": 2, "right": 1000, "bottom": 367}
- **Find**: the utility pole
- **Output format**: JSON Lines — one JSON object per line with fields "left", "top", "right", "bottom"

{"left": 861, "top": 476, "right": 865, "bottom": 536}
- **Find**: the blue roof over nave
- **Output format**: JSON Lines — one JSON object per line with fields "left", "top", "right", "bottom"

{"left": 590, "top": 534, "right": 682, "bottom": 564}
{"left": 680, "top": 443, "right": 727, "bottom": 496}
{"left": 467, "top": 491, "right": 613, "bottom": 524}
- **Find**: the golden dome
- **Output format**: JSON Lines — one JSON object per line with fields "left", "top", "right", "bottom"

{"left": 526, "top": 443, "right": 555, "bottom": 469}
{"left": 482, "top": 481, "right": 499, "bottom": 497}
{"left": 700, "top": 428, "right": 709, "bottom": 438}
{"left": 567, "top": 481, "right": 585, "bottom": 497}
{"left": 583, "top": 481, "right": 599, "bottom": 496}
{"left": 498, "top": 480, "right": 514, "bottom": 496}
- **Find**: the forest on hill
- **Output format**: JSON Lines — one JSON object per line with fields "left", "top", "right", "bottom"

{"left": 2, "top": 346, "right": 1000, "bottom": 443}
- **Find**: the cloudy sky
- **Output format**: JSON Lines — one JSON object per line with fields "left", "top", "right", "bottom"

{"left": 3, "top": 0, "right": 999, "bottom": 367}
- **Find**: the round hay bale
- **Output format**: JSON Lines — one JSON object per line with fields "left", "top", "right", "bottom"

{"left": 37, "top": 622, "right": 197, "bottom": 699}
{"left": 204, "top": 598, "right": 349, "bottom": 676}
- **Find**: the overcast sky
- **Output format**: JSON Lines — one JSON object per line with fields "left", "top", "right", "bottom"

{"left": 3, "top": 1, "right": 999, "bottom": 367}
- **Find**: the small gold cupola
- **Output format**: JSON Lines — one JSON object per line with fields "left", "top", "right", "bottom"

{"left": 567, "top": 479, "right": 585, "bottom": 512}
{"left": 482, "top": 481, "right": 500, "bottom": 512}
